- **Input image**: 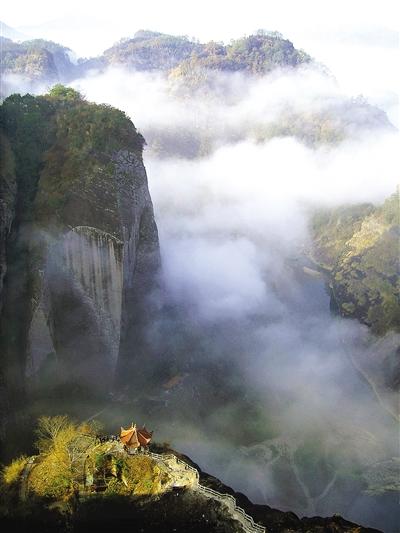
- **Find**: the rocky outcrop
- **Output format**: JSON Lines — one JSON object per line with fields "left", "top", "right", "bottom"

{"left": 62, "top": 227, "right": 123, "bottom": 360}
{"left": 113, "top": 151, "right": 161, "bottom": 390}
{"left": 310, "top": 193, "right": 400, "bottom": 393}
{"left": 151, "top": 448, "right": 382, "bottom": 533}
{"left": 311, "top": 193, "right": 400, "bottom": 335}
{"left": 0, "top": 89, "right": 161, "bottom": 423}
{"left": 0, "top": 133, "right": 17, "bottom": 447}
{"left": 32, "top": 149, "right": 160, "bottom": 394}
{"left": 68, "top": 488, "right": 382, "bottom": 533}
{"left": 2, "top": 442, "right": 382, "bottom": 533}
{"left": 0, "top": 133, "right": 16, "bottom": 309}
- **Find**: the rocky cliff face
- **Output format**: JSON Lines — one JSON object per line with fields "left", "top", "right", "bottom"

{"left": 310, "top": 192, "right": 400, "bottom": 391}
{"left": 0, "top": 133, "right": 17, "bottom": 445}
{"left": 32, "top": 148, "right": 160, "bottom": 394}
{"left": 0, "top": 133, "right": 16, "bottom": 310}
{"left": 310, "top": 193, "right": 399, "bottom": 335}
{"left": 0, "top": 88, "right": 161, "bottom": 444}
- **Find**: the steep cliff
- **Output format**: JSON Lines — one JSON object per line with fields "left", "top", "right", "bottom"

{"left": 310, "top": 192, "right": 400, "bottom": 391}
{"left": 0, "top": 133, "right": 17, "bottom": 443}
{"left": 0, "top": 87, "right": 160, "bottom": 441}
{"left": 311, "top": 193, "right": 399, "bottom": 335}
{"left": 0, "top": 133, "right": 16, "bottom": 308}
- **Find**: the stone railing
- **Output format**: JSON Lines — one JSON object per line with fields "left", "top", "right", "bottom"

{"left": 147, "top": 451, "right": 265, "bottom": 533}
{"left": 17, "top": 449, "right": 265, "bottom": 532}
{"left": 197, "top": 484, "right": 265, "bottom": 533}
{"left": 147, "top": 451, "right": 199, "bottom": 482}
{"left": 19, "top": 456, "right": 37, "bottom": 501}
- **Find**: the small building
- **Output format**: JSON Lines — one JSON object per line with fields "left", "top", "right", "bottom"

{"left": 120, "top": 423, "right": 153, "bottom": 451}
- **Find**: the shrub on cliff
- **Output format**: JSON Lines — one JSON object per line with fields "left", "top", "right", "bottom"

{"left": 28, "top": 416, "right": 98, "bottom": 500}
{"left": 0, "top": 86, "right": 145, "bottom": 228}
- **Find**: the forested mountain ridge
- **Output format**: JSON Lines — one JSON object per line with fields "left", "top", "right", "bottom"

{"left": 1, "top": 29, "right": 394, "bottom": 153}
{"left": 0, "top": 29, "right": 312, "bottom": 79}
{"left": 99, "top": 31, "right": 395, "bottom": 151}
{"left": 0, "top": 37, "right": 76, "bottom": 83}
{"left": 103, "top": 29, "right": 312, "bottom": 73}
{"left": 0, "top": 30, "right": 312, "bottom": 84}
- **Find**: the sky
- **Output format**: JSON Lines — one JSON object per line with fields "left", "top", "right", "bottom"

{"left": 1, "top": 0, "right": 399, "bottom": 124}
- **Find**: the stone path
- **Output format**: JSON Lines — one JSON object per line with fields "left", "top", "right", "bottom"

{"left": 147, "top": 452, "right": 266, "bottom": 533}
{"left": 19, "top": 455, "right": 37, "bottom": 501}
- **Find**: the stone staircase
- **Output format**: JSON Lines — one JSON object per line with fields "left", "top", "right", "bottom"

{"left": 147, "top": 452, "right": 266, "bottom": 533}
{"left": 19, "top": 456, "right": 37, "bottom": 501}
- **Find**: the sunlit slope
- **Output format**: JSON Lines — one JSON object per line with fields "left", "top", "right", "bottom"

{"left": 311, "top": 192, "right": 400, "bottom": 337}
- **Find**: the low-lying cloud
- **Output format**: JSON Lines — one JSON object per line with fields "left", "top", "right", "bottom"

{"left": 4, "top": 59, "right": 399, "bottom": 530}
{"left": 71, "top": 64, "right": 397, "bottom": 144}
{"left": 70, "top": 67, "right": 399, "bottom": 526}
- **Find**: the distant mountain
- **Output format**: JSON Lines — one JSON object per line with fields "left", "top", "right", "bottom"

{"left": 0, "top": 29, "right": 313, "bottom": 89}
{"left": 0, "top": 37, "right": 76, "bottom": 89}
{"left": 102, "top": 29, "right": 312, "bottom": 74}
{"left": 102, "top": 30, "right": 202, "bottom": 71}
{"left": 0, "top": 21, "right": 30, "bottom": 42}
{"left": 311, "top": 192, "right": 400, "bottom": 337}
{"left": 97, "top": 31, "right": 395, "bottom": 152}
{"left": 0, "top": 30, "right": 395, "bottom": 152}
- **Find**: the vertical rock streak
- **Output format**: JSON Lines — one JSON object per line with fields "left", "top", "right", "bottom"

{"left": 63, "top": 226, "right": 123, "bottom": 360}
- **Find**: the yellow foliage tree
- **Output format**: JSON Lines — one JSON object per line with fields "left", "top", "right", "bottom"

{"left": 29, "top": 416, "right": 97, "bottom": 499}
